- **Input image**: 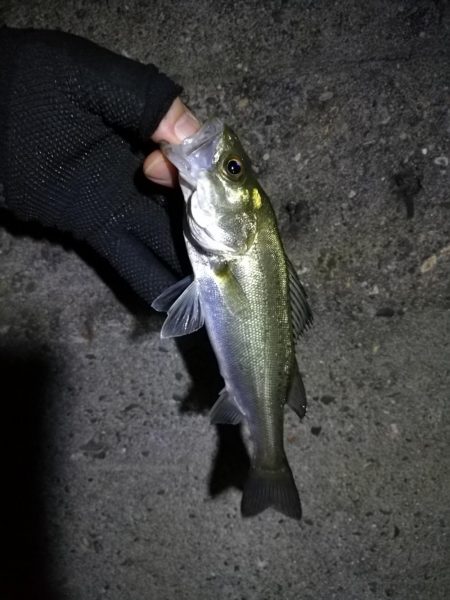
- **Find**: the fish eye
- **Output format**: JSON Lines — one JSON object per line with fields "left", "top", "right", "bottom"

{"left": 224, "top": 156, "right": 244, "bottom": 179}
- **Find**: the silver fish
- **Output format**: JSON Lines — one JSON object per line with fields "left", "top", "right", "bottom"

{"left": 152, "top": 119, "right": 312, "bottom": 519}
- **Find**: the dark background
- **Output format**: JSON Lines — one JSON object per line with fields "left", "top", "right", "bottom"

{"left": 0, "top": 1, "right": 449, "bottom": 599}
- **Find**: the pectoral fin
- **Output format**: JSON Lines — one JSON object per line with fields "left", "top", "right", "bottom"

{"left": 210, "top": 388, "right": 244, "bottom": 425}
{"left": 288, "top": 259, "right": 313, "bottom": 341}
{"left": 151, "top": 275, "right": 193, "bottom": 312}
{"left": 287, "top": 362, "right": 307, "bottom": 419}
{"left": 153, "top": 279, "right": 204, "bottom": 338}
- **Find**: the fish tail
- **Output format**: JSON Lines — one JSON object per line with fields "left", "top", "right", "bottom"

{"left": 241, "top": 460, "right": 302, "bottom": 520}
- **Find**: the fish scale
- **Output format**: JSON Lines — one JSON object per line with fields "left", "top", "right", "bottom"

{"left": 152, "top": 119, "right": 312, "bottom": 519}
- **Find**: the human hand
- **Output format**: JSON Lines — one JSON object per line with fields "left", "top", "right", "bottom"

{"left": 144, "top": 97, "right": 201, "bottom": 187}
{"left": 0, "top": 27, "right": 197, "bottom": 304}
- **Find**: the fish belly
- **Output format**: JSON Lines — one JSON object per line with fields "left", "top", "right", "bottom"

{"left": 189, "top": 238, "right": 293, "bottom": 471}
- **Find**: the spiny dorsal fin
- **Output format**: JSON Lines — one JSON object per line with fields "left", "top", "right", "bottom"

{"left": 287, "top": 258, "right": 313, "bottom": 341}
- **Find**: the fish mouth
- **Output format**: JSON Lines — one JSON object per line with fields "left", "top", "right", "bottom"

{"left": 161, "top": 118, "right": 223, "bottom": 188}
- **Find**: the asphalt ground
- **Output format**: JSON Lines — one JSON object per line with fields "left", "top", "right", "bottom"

{"left": 0, "top": 1, "right": 449, "bottom": 599}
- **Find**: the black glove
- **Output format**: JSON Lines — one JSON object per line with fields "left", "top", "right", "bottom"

{"left": 0, "top": 26, "right": 184, "bottom": 304}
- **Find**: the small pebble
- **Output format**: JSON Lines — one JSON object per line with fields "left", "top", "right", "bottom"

{"left": 434, "top": 156, "right": 448, "bottom": 168}
{"left": 420, "top": 255, "right": 437, "bottom": 273}
{"left": 320, "top": 395, "right": 335, "bottom": 405}
{"left": 376, "top": 307, "right": 395, "bottom": 318}
{"left": 319, "top": 91, "right": 333, "bottom": 102}
{"left": 438, "top": 244, "right": 450, "bottom": 257}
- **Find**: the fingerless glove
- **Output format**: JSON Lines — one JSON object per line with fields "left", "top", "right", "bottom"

{"left": 0, "top": 26, "right": 184, "bottom": 303}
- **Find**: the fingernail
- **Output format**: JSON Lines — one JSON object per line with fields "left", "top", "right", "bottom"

{"left": 144, "top": 153, "right": 163, "bottom": 177}
{"left": 149, "top": 176, "right": 172, "bottom": 187}
{"left": 174, "top": 111, "right": 200, "bottom": 141}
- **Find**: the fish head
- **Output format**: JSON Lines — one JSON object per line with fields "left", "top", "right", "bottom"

{"left": 162, "top": 119, "right": 262, "bottom": 256}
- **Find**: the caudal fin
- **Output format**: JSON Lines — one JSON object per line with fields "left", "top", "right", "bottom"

{"left": 241, "top": 463, "right": 302, "bottom": 520}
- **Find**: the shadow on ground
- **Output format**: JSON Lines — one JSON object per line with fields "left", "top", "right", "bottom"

{"left": 0, "top": 346, "right": 59, "bottom": 600}
{"left": 176, "top": 330, "right": 251, "bottom": 496}
{"left": 0, "top": 200, "right": 249, "bottom": 524}
{"left": 0, "top": 178, "right": 189, "bottom": 319}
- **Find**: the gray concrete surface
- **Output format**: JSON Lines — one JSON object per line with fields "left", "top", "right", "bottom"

{"left": 1, "top": 1, "right": 449, "bottom": 599}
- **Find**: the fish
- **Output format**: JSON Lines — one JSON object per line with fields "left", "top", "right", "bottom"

{"left": 152, "top": 119, "right": 312, "bottom": 519}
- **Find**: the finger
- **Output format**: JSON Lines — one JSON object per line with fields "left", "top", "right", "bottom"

{"left": 143, "top": 150, "right": 178, "bottom": 187}
{"left": 122, "top": 192, "right": 185, "bottom": 275}
{"left": 151, "top": 97, "right": 200, "bottom": 145}
{"left": 98, "top": 230, "right": 178, "bottom": 305}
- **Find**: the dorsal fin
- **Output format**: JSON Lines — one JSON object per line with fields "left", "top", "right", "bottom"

{"left": 287, "top": 259, "right": 313, "bottom": 341}
{"left": 287, "top": 360, "right": 307, "bottom": 419}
